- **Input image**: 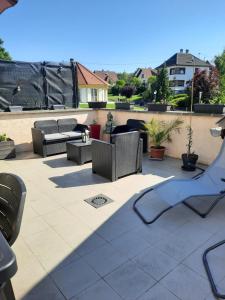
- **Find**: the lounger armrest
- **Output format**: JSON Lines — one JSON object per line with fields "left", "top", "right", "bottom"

{"left": 75, "top": 124, "right": 89, "bottom": 133}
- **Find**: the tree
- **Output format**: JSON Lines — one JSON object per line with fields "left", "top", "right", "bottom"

{"left": 155, "top": 66, "right": 170, "bottom": 102}
{"left": 215, "top": 50, "right": 225, "bottom": 76}
{"left": 116, "top": 80, "right": 125, "bottom": 87}
{"left": 120, "top": 85, "right": 136, "bottom": 99}
{"left": 193, "top": 68, "right": 219, "bottom": 102}
{"left": 142, "top": 76, "right": 157, "bottom": 101}
{"left": 0, "top": 38, "right": 12, "bottom": 60}
{"left": 215, "top": 50, "right": 225, "bottom": 102}
{"left": 117, "top": 72, "right": 131, "bottom": 82}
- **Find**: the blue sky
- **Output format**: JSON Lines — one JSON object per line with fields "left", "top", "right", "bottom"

{"left": 1, "top": 0, "right": 225, "bottom": 72}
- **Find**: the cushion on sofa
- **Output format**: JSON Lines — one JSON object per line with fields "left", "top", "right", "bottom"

{"left": 34, "top": 120, "right": 58, "bottom": 134}
{"left": 44, "top": 133, "right": 68, "bottom": 143}
{"left": 58, "top": 118, "right": 77, "bottom": 133}
{"left": 62, "top": 131, "right": 82, "bottom": 138}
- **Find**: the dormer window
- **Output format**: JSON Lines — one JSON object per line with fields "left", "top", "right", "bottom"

{"left": 170, "top": 68, "right": 185, "bottom": 75}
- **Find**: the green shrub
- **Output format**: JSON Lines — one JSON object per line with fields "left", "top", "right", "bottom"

{"left": 169, "top": 94, "right": 190, "bottom": 108}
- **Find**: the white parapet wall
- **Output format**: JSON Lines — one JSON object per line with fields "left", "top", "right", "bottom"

{"left": 97, "top": 109, "right": 223, "bottom": 165}
{"left": 0, "top": 108, "right": 223, "bottom": 165}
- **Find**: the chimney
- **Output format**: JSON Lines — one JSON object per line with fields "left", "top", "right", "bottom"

{"left": 186, "top": 49, "right": 189, "bottom": 54}
{"left": 180, "top": 49, "right": 183, "bottom": 53}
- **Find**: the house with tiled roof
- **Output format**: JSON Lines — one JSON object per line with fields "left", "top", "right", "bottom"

{"left": 134, "top": 68, "right": 157, "bottom": 83}
{"left": 94, "top": 70, "right": 118, "bottom": 84}
{"left": 0, "top": 0, "right": 18, "bottom": 13}
{"left": 156, "top": 49, "right": 211, "bottom": 93}
{"left": 76, "top": 63, "right": 109, "bottom": 102}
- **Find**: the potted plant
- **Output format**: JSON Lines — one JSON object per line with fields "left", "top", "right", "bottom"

{"left": 0, "top": 133, "right": 16, "bottom": 159}
{"left": 88, "top": 102, "right": 107, "bottom": 109}
{"left": 181, "top": 126, "right": 198, "bottom": 171}
{"left": 89, "top": 120, "right": 101, "bottom": 139}
{"left": 194, "top": 103, "right": 225, "bottom": 114}
{"left": 115, "top": 85, "right": 135, "bottom": 110}
{"left": 148, "top": 101, "right": 171, "bottom": 112}
{"left": 145, "top": 118, "right": 183, "bottom": 160}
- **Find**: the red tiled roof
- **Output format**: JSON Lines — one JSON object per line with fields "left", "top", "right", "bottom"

{"left": 134, "top": 68, "right": 157, "bottom": 78}
{"left": 94, "top": 71, "right": 118, "bottom": 83}
{"left": 76, "top": 63, "right": 108, "bottom": 86}
{"left": 0, "top": 0, "right": 17, "bottom": 13}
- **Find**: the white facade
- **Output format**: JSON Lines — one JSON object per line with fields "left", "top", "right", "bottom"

{"left": 167, "top": 66, "right": 210, "bottom": 93}
{"left": 79, "top": 87, "right": 108, "bottom": 103}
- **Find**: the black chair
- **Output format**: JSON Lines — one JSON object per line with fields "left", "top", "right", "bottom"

{"left": 112, "top": 119, "right": 148, "bottom": 153}
{"left": 92, "top": 131, "right": 143, "bottom": 181}
{"left": 0, "top": 173, "right": 26, "bottom": 300}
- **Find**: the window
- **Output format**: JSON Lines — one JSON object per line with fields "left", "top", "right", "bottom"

{"left": 170, "top": 68, "right": 185, "bottom": 75}
{"left": 141, "top": 74, "right": 145, "bottom": 78}
{"left": 169, "top": 80, "right": 185, "bottom": 87}
{"left": 91, "top": 89, "right": 98, "bottom": 101}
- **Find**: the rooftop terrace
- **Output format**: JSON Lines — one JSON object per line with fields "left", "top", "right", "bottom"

{"left": 2, "top": 151, "right": 225, "bottom": 300}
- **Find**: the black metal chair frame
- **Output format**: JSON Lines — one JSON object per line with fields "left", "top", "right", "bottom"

{"left": 203, "top": 240, "right": 225, "bottom": 299}
{"left": 133, "top": 167, "right": 225, "bottom": 224}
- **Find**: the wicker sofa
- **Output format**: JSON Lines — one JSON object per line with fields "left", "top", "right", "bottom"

{"left": 31, "top": 118, "right": 88, "bottom": 157}
{"left": 92, "top": 131, "right": 143, "bottom": 181}
{"left": 111, "top": 119, "right": 148, "bottom": 153}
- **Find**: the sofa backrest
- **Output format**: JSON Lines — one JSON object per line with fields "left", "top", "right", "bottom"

{"left": 34, "top": 120, "right": 58, "bottom": 134}
{"left": 127, "top": 119, "right": 145, "bottom": 131}
{"left": 111, "top": 131, "right": 140, "bottom": 177}
{"left": 57, "top": 118, "right": 77, "bottom": 132}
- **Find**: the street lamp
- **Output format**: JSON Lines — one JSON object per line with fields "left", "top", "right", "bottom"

{"left": 153, "top": 90, "right": 157, "bottom": 103}
{"left": 199, "top": 91, "right": 202, "bottom": 104}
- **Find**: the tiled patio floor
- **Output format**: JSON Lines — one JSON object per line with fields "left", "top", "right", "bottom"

{"left": 2, "top": 153, "right": 225, "bottom": 300}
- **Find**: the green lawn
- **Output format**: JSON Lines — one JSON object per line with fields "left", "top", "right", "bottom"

{"left": 108, "top": 94, "right": 142, "bottom": 102}
{"left": 79, "top": 103, "right": 115, "bottom": 109}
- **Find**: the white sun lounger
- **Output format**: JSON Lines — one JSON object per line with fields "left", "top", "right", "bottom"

{"left": 133, "top": 139, "right": 225, "bottom": 224}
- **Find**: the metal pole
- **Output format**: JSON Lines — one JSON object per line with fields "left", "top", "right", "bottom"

{"left": 190, "top": 56, "right": 195, "bottom": 128}
{"left": 70, "top": 58, "right": 79, "bottom": 108}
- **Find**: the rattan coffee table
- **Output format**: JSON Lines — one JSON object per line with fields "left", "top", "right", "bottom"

{"left": 66, "top": 140, "right": 92, "bottom": 165}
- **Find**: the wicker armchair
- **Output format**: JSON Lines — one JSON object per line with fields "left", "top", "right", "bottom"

{"left": 92, "top": 131, "right": 143, "bottom": 181}
{"left": 111, "top": 119, "right": 148, "bottom": 153}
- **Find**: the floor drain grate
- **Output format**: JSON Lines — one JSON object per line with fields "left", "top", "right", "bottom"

{"left": 84, "top": 194, "right": 114, "bottom": 208}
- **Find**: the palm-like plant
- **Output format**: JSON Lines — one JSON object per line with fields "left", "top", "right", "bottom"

{"left": 145, "top": 118, "right": 183, "bottom": 148}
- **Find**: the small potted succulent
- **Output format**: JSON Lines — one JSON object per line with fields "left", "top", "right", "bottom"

{"left": 145, "top": 118, "right": 183, "bottom": 160}
{"left": 181, "top": 126, "right": 198, "bottom": 171}
{"left": 89, "top": 120, "right": 101, "bottom": 139}
{"left": 0, "top": 133, "right": 16, "bottom": 159}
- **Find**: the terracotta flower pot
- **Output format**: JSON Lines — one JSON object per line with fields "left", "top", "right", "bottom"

{"left": 150, "top": 146, "right": 165, "bottom": 160}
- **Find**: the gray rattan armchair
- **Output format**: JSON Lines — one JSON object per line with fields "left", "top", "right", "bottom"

{"left": 92, "top": 131, "right": 143, "bottom": 181}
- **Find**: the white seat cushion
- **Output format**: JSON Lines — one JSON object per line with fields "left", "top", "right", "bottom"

{"left": 62, "top": 131, "right": 82, "bottom": 138}
{"left": 44, "top": 133, "right": 68, "bottom": 141}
